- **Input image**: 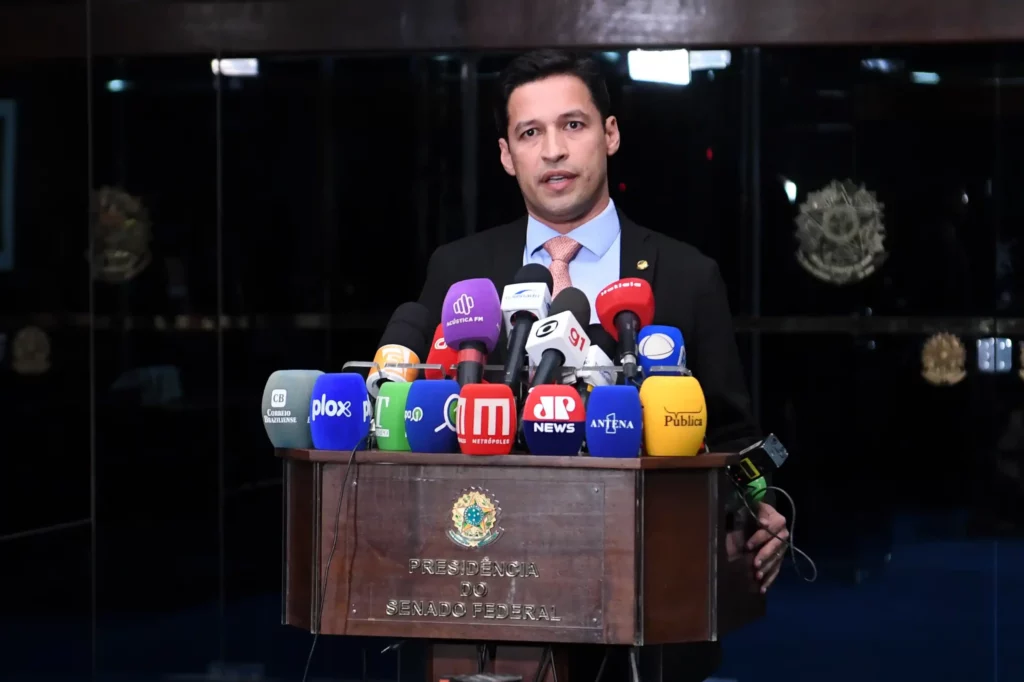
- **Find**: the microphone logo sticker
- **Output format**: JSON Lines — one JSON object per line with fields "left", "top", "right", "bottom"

{"left": 534, "top": 320, "right": 559, "bottom": 338}
{"left": 639, "top": 333, "right": 676, "bottom": 361}
{"left": 447, "top": 487, "right": 503, "bottom": 549}
{"left": 532, "top": 395, "right": 575, "bottom": 421}
{"left": 459, "top": 397, "right": 513, "bottom": 436}
{"left": 405, "top": 406, "right": 423, "bottom": 422}
{"left": 310, "top": 395, "right": 353, "bottom": 420}
{"left": 434, "top": 394, "right": 459, "bottom": 433}
{"left": 434, "top": 337, "right": 448, "bottom": 351}
{"left": 270, "top": 389, "right": 287, "bottom": 408}
{"left": 453, "top": 294, "right": 475, "bottom": 317}
{"left": 663, "top": 406, "right": 703, "bottom": 427}
{"left": 447, "top": 293, "right": 485, "bottom": 327}
{"left": 589, "top": 412, "right": 635, "bottom": 435}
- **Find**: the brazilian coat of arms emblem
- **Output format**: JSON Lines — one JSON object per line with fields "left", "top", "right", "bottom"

{"left": 448, "top": 487, "right": 503, "bottom": 549}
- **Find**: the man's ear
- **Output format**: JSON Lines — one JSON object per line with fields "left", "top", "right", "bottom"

{"left": 498, "top": 137, "right": 516, "bottom": 177}
{"left": 604, "top": 116, "right": 621, "bottom": 157}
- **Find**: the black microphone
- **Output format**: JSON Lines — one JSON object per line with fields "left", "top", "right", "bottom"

{"left": 526, "top": 287, "right": 592, "bottom": 387}
{"left": 500, "top": 265, "right": 554, "bottom": 392}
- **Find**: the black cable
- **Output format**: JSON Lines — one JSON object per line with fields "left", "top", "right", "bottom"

{"left": 301, "top": 441, "right": 363, "bottom": 682}
{"left": 592, "top": 648, "right": 609, "bottom": 682}
{"left": 731, "top": 480, "right": 817, "bottom": 583}
{"left": 532, "top": 645, "right": 553, "bottom": 682}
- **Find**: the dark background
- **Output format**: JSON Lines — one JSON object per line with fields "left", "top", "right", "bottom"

{"left": 1, "top": 1, "right": 1023, "bottom": 681}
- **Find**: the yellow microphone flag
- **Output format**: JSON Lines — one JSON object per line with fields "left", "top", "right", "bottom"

{"left": 639, "top": 375, "right": 707, "bottom": 456}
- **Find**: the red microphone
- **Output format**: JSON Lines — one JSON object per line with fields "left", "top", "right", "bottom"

{"left": 456, "top": 383, "right": 517, "bottom": 455}
{"left": 595, "top": 278, "right": 655, "bottom": 383}
{"left": 425, "top": 324, "right": 458, "bottom": 380}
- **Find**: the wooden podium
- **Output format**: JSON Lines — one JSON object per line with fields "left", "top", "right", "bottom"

{"left": 278, "top": 449, "right": 764, "bottom": 681}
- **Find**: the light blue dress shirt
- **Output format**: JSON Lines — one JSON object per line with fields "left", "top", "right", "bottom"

{"left": 522, "top": 199, "right": 621, "bottom": 324}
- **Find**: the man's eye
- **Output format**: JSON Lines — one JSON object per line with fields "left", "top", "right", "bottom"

{"left": 522, "top": 129, "right": 537, "bottom": 138}
{"left": 567, "top": 121, "right": 583, "bottom": 130}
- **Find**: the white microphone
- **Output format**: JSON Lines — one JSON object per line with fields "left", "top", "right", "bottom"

{"left": 525, "top": 288, "right": 592, "bottom": 387}
{"left": 500, "top": 275, "right": 552, "bottom": 389}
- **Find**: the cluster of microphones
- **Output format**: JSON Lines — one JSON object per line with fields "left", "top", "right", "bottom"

{"left": 263, "top": 264, "right": 708, "bottom": 458}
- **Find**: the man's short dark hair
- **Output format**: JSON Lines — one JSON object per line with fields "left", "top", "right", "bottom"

{"left": 494, "top": 49, "right": 611, "bottom": 139}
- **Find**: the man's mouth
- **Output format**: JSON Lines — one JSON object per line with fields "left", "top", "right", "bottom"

{"left": 542, "top": 172, "right": 577, "bottom": 185}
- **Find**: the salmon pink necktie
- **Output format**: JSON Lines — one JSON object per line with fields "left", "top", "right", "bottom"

{"left": 542, "top": 236, "right": 583, "bottom": 298}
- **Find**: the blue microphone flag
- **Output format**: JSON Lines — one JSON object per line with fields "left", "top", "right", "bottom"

{"left": 637, "top": 325, "right": 685, "bottom": 378}
{"left": 309, "top": 373, "right": 372, "bottom": 450}
{"left": 585, "top": 385, "right": 643, "bottom": 458}
{"left": 405, "top": 379, "right": 460, "bottom": 453}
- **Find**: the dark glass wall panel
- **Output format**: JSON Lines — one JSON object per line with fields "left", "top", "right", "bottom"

{"left": 89, "top": 55, "right": 221, "bottom": 675}
{"left": 0, "top": 26, "right": 92, "bottom": 679}
{"left": 758, "top": 46, "right": 999, "bottom": 318}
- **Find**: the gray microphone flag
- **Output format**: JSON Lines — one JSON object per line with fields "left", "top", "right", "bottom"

{"left": 262, "top": 369, "right": 323, "bottom": 448}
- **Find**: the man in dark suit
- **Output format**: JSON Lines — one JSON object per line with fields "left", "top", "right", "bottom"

{"left": 417, "top": 49, "right": 788, "bottom": 676}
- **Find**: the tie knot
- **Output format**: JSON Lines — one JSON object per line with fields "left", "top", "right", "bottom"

{"left": 543, "top": 236, "right": 582, "bottom": 263}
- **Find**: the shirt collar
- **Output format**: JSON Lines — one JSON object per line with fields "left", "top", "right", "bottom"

{"left": 526, "top": 198, "right": 620, "bottom": 259}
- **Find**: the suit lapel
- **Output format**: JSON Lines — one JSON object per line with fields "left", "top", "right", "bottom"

{"left": 617, "top": 210, "right": 657, "bottom": 286}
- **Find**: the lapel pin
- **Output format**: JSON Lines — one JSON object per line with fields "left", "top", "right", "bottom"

{"left": 636, "top": 259, "right": 649, "bottom": 271}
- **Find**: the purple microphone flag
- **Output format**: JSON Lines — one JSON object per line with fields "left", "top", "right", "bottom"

{"left": 442, "top": 278, "right": 502, "bottom": 352}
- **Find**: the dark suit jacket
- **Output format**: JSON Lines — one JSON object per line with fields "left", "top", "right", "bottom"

{"left": 417, "top": 209, "right": 761, "bottom": 453}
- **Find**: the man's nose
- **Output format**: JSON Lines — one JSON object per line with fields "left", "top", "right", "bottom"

{"left": 540, "top": 130, "right": 568, "bottom": 162}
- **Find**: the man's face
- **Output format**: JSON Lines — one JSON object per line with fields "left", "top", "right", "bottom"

{"left": 498, "top": 74, "right": 620, "bottom": 226}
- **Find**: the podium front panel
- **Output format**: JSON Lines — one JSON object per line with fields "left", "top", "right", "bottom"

{"left": 291, "top": 459, "right": 639, "bottom": 644}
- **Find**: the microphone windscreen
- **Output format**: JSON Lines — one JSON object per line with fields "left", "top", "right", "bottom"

{"left": 585, "top": 385, "right": 642, "bottom": 458}
{"left": 309, "top": 373, "right": 373, "bottom": 450}
{"left": 638, "top": 375, "right": 707, "bottom": 456}
{"left": 456, "top": 383, "right": 517, "bottom": 455}
{"left": 377, "top": 302, "right": 432, "bottom": 359}
{"left": 375, "top": 381, "right": 412, "bottom": 451}
{"left": 595, "top": 278, "right": 656, "bottom": 340}
{"left": 442, "top": 278, "right": 502, "bottom": 352}
{"left": 637, "top": 325, "right": 685, "bottom": 378}
{"left": 405, "top": 379, "right": 460, "bottom": 453}
{"left": 513, "top": 263, "right": 554, "bottom": 293}
{"left": 522, "top": 384, "right": 586, "bottom": 456}
{"left": 585, "top": 323, "right": 618, "bottom": 361}
{"left": 262, "top": 369, "right": 323, "bottom": 448}
{"left": 549, "top": 287, "right": 591, "bottom": 327}
{"left": 424, "top": 324, "right": 458, "bottom": 380}
{"left": 367, "top": 344, "right": 421, "bottom": 395}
